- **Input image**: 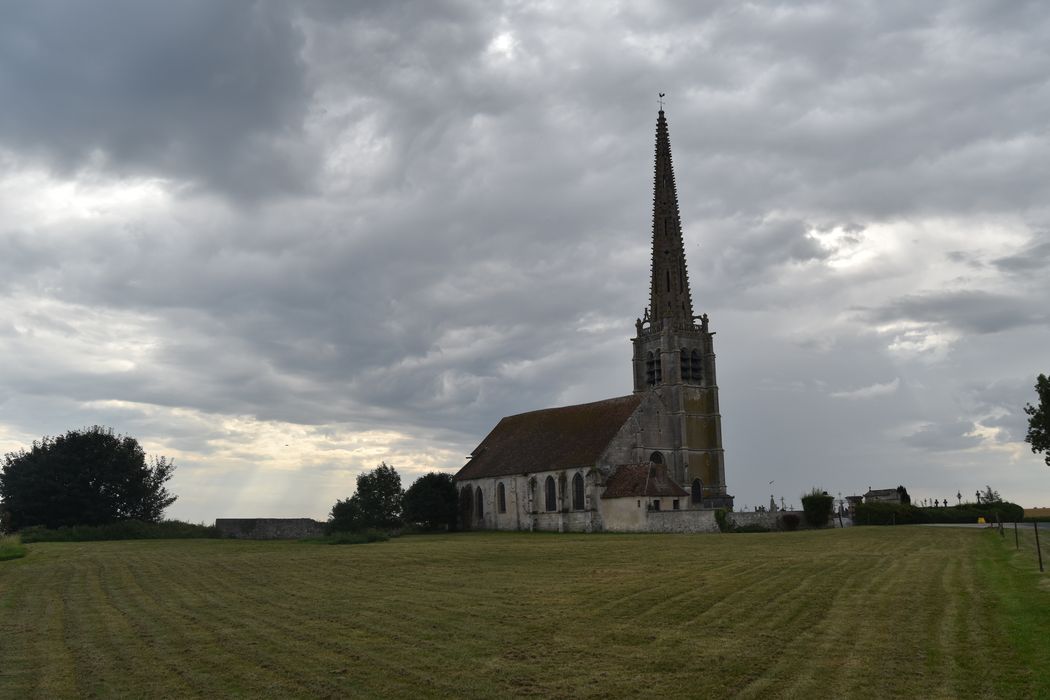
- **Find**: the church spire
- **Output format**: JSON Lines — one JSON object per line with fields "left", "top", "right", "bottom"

{"left": 647, "top": 108, "right": 694, "bottom": 331}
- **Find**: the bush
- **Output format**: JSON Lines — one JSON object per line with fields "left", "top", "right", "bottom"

{"left": 18, "top": 520, "right": 219, "bottom": 542}
{"left": 734, "top": 524, "right": 772, "bottom": 533}
{"left": 714, "top": 508, "right": 732, "bottom": 533}
{"left": 780, "top": 513, "right": 800, "bottom": 531}
{"left": 0, "top": 534, "right": 27, "bottom": 561}
{"left": 854, "top": 501, "right": 1025, "bottom": 526}
{"left": 853, "top": 502, "right": 927, "bottom": 525}
{"left": 801, "top": 489, "right": 834, "bottom": 528}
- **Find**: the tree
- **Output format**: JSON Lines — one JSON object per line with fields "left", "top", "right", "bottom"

{"left": 0, "top": 426, "right": 176, "bottom": 532}
{"left": 327, "top": 462, "right": 403, "bottom": 533}
{"left": 1025, "top": 373, "right": 1050, "bottom": 467}
{"left": 403, "top": 472, "right": 458, "bottom": 531}
{"left": 327, "top": 496, "right": 364, "bottom": 534}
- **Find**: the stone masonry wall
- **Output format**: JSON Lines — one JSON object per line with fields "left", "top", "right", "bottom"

{"left": 728, "top": 511, "right": 819, "bottom": 531}
{"left": 215, "top": 518, "right": 325, "bottom": 540}
{"left": 646, "top": 509, "right": 719, "bottom": 533}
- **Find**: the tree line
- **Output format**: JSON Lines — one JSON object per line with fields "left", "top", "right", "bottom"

{"left": 326, "top": 462, "right": 458, "bottom": 534}
{"left": 0, "top": 425, "right": 460, "bottom": 536}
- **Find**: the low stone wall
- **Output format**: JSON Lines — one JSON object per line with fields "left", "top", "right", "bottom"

{"left": 645, "top": 509, "right": 720, "bottom": 533}
{"left": 728, "top": 511, "right": 816, "bottom": 531}
{"left": 215, "top": 518, "right": 325, "bottom": 540}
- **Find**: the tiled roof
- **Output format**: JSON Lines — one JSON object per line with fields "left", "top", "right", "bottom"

{"left": 454, "top": 394, "right": 643, "bottom": 481}
{"left": 602, "top": 462, "right": 688, "bottom": 499}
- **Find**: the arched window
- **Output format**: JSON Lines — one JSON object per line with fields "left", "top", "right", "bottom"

{"left": 572, "top": 473, "right": 585, "bottom": 510}
{"left": 691, "top": 479, "right": 703, "bottom": 504}
{"left": 545, "top": 476, "right": 557, "bottom": 512}
{"left": 645, "top": 351, "right": 656, "bottom": 386}
{"left": 475, "top": 486, "right": 484, "bottom": 520}
{"left": 497, "top": 482, "right": 507, "bottom": 513}
{"left": 649, "top": 451, "right": 664, "bottom": 465}
{"left": 680, "top": 349, "right": 690, "bottom": 381}
{"left": 655, "top": 355, "right": 663, "bottom": 383}
{"left": 691, "top": 350, "right": 702, "bottom": 383}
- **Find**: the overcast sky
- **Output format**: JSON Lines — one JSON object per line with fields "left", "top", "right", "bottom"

{"left": 2, "top": 1, "right": 1048, "bottom": 521}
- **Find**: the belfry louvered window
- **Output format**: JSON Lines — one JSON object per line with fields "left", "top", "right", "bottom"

{"left": 679, "top": 348, "right": 703, "bottom": 383}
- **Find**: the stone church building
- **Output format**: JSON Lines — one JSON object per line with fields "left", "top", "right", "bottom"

{"left": 454, "top": 108, "right": 733, "bottom": 533}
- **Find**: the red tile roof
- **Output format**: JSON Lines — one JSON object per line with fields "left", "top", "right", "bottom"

{"left": 454, "top": 394, "right": 643, "bottom": 481}
{"left": 601, "top": 462, "right": 688, "bottom": 499}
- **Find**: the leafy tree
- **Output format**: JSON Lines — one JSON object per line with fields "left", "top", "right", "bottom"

{"left": 327, "top": 496, "right": 364, "bottom": 534}
{"left": 327, "top": 462, "right": 403, "bottom": 533}
{"left": 1025, "top": 373, "right": 1050, "bottom": 467}
{"left": 0, "top": 426, "right": 176, "bottom": 532}
{"left": 403, "top": 472, "right": 458, "bottom": 531}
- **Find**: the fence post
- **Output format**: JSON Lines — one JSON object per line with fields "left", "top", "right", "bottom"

{"left": 1035, "top": 522, "right": 1044, "bottom": 573}
{"left": 998, "top": 512, "right": 1004, "bottom": 538}
{"left": 1015, "top": 521, "right": 1019, "bottom": 550}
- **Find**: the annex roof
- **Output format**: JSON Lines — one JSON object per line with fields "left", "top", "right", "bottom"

{"left": 601, "top": 462, "right": 689, "bottom": 499}
{"left": 454, "top": 394, "right": 643, "bottom": 481}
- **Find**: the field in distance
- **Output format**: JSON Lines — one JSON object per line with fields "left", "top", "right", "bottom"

{"left": 1, "top": 527, "right": 1047, "bottom": 698}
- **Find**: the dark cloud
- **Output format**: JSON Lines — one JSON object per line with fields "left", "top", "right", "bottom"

{"left": 902, "top": 421, "right": 981, "bottom": 451}
{"left": 860, "top": 290, "right": 1045, "bottom": 334}
{"left": 0, "top": 2, "right": 313, "bottom": 199}
{"left": 992, "top": 238, "right": 1050, "bottom": 272}
{"left": 3, "top": 0, "right": 1050, "bottom": 518}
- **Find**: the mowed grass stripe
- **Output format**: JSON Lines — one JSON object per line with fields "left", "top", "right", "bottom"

{"left": 1, "top": 527, "right": 1047, "bottom": 697}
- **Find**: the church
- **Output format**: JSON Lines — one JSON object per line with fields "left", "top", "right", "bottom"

{"left": 454, "top": 108, "right": 733, "bottom": 533}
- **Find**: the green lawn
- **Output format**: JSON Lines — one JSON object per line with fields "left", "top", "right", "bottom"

{"left": 1, "top": 527, "right": 1046, "bottom": 698}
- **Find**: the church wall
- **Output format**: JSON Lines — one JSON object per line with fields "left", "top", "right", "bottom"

{"left": 458, "top": 467, "right": 602, "bottom": 532}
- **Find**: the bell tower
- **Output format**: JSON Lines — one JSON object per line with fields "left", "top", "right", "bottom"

{"left": 631, "top": 107, "right": 731, "bottom": 508}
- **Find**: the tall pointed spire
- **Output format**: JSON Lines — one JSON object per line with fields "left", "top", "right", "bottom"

{"left": 647, "top": 108, "right": 694, "bottom": 330}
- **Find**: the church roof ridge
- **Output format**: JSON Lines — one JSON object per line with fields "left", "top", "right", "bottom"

{"left": 496, "top": 393, "right": 639, "bottom": 421}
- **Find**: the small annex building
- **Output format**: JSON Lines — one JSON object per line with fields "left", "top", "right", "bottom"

{"left": 454, "top": 107, "right": 734, "bottom": 533}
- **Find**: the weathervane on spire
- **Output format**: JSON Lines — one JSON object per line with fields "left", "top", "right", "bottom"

{"left": 658, "top": 92, "right": 666, "bottom": 110}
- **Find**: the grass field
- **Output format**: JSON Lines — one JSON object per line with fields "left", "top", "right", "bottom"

{"left": 1, "top": 527, "right": 1047, "bottom": 698}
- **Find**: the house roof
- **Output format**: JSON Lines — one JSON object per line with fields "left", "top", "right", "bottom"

{"left": 864, "top": 489, "right": 900, "bottom": 498}
{"left": 454, "top": 394, "right": 643, "bottom": 481}
{"left": 602, "top": 462, "right": 689, "bottom": 499}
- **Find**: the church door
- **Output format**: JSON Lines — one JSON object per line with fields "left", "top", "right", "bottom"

{"left": 691, "top": 479, "right": 703, "bottom": 505}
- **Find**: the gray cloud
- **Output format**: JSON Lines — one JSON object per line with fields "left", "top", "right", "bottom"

{"left": 992, "top": 237, "right": 1050, "bottom": 272}
{"left": 0, "top": 2, "right": 313, "bottom": 199}
{"left": 2, "top": 0, "right": 1050, "bottom": 519}
{"left": 860, "top": 290, "right": 1045, "bottom": 335}
{"left": 902, "top": 421, "right": 981, "bottom": 451}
